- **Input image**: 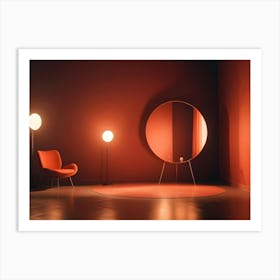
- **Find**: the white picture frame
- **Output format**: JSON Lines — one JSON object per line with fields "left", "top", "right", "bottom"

{"left": 18, "top": 48, "right": 262, "bottom": 232}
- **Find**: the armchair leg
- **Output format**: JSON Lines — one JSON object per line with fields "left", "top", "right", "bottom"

{"left": 57, "top": 177, "right": 60, "bottom": 187}
{"left": 69, "top": 177, "right": 74, "bottom": 187}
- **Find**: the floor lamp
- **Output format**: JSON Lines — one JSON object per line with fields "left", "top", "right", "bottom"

{"left": 102, "top": 130, "right": 114, "bottom": 185}
{"left": 29, "top": 113, "right": 42, "bottom": 155}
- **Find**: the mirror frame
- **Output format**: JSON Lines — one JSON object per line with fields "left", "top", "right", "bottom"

{"left": 145, "top": 100, "right": 208, "bottom": 164}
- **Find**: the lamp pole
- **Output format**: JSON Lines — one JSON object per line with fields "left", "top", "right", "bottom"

{"left": 29, "top": 113, "right": 42, "bottom": 189}
{"left": 29, "top": 113, "right": 42, "bottom": 156}
{"left": 31, "top": 130, "right": 34, "bottom": 155}
{"left": 102, "top": 130, "right": 114, "bottom": 185}
{"left": 104, "top": 142, "right": 110, "bottom": 185}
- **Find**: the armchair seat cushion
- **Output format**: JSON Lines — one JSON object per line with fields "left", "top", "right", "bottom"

{"left": 44, "top": 168, "right": 77, "bottom": 177}
{"left": 37, "top": 150, "right": 78, "bottom": 181}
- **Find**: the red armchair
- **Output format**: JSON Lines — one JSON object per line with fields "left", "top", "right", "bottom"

{"left": 37, "top": 150, "right": 78, "bottom": 187}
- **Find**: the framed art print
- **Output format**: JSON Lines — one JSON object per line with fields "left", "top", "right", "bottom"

{"left": 18, "top": 48, "right": 262, "bottom": 232}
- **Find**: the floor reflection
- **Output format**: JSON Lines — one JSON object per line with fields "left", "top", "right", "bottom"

{"left": 152, "top": 199, "right": 200, "bottom": 220}
{"left": 30, "top": 185, "right": 250, "bottom": 220}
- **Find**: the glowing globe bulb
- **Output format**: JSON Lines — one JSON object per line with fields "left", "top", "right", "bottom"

{"left": 102, "top": 130, "right": 114, "bottom": 143}
{"left": 29, "top": 113, "right": 42, "bottom": 130}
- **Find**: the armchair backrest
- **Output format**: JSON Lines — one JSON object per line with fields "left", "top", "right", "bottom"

{"left": 37, "top": 150, "right": 62, "bottom": 169}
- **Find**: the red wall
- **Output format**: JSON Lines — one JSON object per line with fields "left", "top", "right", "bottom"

{"left": 218, "top": 61, "right": 250, "bottom": 190}
{"left": 30, "top": 60, "right": 220, "bottom": 186}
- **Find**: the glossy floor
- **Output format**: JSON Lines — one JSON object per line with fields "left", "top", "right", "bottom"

{"left": 30, "top": 184, "right": 250, "bottom": 220}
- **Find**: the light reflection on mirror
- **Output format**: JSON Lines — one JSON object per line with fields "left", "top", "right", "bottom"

{"left": 145, "top": 101, "right": 207, "bottom": 163}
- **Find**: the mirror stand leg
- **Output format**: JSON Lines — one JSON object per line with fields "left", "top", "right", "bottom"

{"left": 159, "top": 161, "right": 166, "bottom": 184}
{"left": 187, "top": 160, "right": 196, "bottom": 185}
{"left": 175, "top": 164, "right": 178, "bottom": 183}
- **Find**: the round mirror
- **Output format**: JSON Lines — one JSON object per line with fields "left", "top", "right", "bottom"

{"left": 145, "top": 100, "right": 207, "bottom": 164}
